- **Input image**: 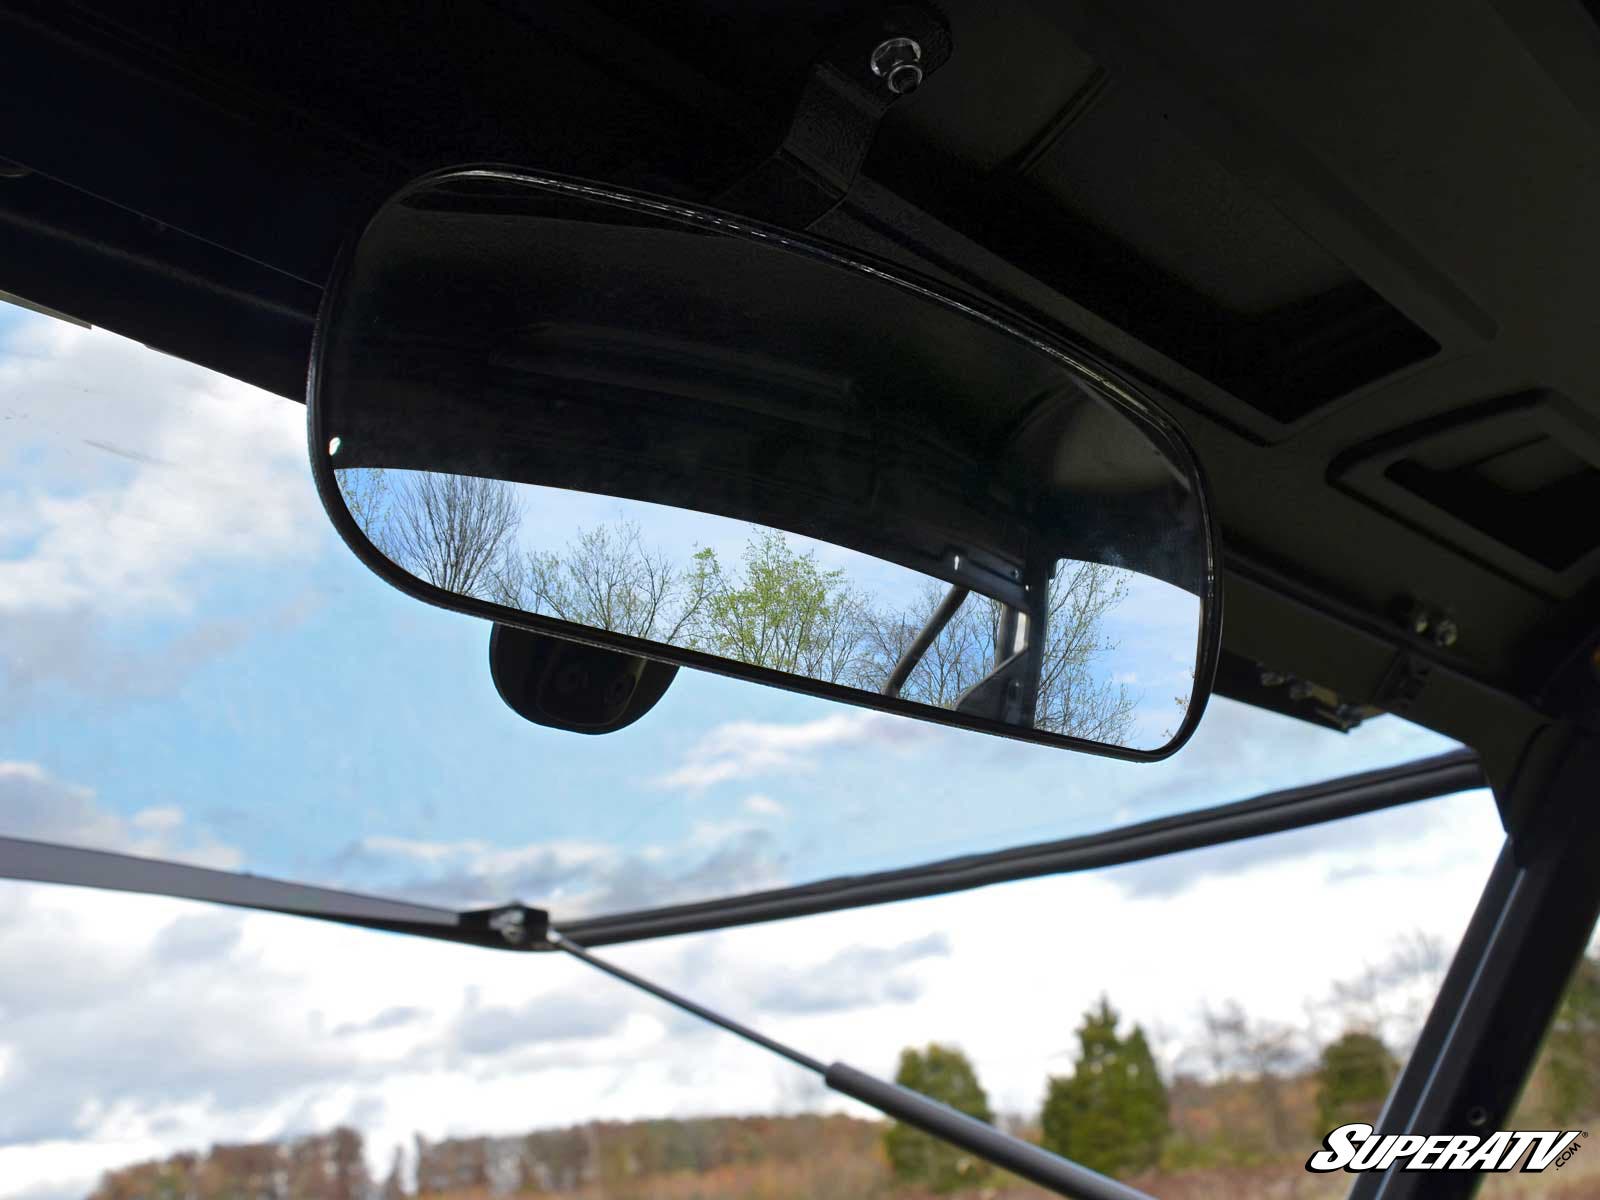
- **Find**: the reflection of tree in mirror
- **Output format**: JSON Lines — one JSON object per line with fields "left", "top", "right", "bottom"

{"left": 1034, "top": 566, "right": 1138, "bottom": 742}
{"left": 693, "top": 529, "right": 869, "bottom": 684}
{"left": 344, "top": 468, "right": 524, "bottom": 598}
{"left": 340, "top": 468, "right": 1138, "bottom": 744}
{"left": 861, "top": 569, "right": 1136, "bottom": 743}
{"left": 498, "top": 520, "right": 714, "bottom": 644}
{"left": 509, "top": 517, "right": 1137, "bottom": 745}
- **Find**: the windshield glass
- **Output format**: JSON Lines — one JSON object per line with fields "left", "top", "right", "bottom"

{"left": 0, "top": 303, "right": 1509, "bottom": 1200}
{"left": 0, "top": 311, "right": 1465, "bottom": 919}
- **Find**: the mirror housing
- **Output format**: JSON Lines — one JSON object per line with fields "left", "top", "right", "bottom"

{"left": 309, "top": 168, "right": 1222, "bottom": 760}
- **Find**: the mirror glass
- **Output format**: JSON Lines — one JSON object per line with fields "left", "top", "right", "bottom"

{"left": 312, "top": 170, "right": 1216, "bottom": 757}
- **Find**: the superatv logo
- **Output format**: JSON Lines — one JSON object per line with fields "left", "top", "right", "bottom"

{"left": 1307, "top": 1123, "right": 1587, "bottom": 1173}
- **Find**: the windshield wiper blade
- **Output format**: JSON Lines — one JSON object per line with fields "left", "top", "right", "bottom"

{"left": 0, "top": 835, "right": 1151, "bottom": 1200}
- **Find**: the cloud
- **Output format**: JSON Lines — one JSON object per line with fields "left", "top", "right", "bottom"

{"left": 1106, "top": 796, "right": 1455, "bottom": 900}
{"left": 0, "top": 761, "right": 240, "bottom": 869}
{"left": 333, "top": 1006, "right": 430, "bottom": 1038}
{"left": 328, "top": 824, "right": 787, "bottom": 917}
{"left": 0, "top": 319, "right": 315, "bottom": 615}
{"left": 150, "top": 913, "right": 244, "bottom": 966}
{"left": 452, "top": 989, "right": 633, "bottom": 1055}
{"left": 747, "top": 932, "right": 951, "bottom": 1015}
{"left": 655, "top": 711, "right": 930, "bottom": 790}
{"left": 743, "top": 794, "right": 785, "bottom": 817}
{"left": 0, "top": 317, "right": 321, "bottom": 708}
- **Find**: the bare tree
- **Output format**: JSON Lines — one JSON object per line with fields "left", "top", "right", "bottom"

{"left": 381, "top": 472, "right": 524, "bottom": 599}
{"left": 855, "top": 582, "right": 998, "bottom": 706}
{"left": 854, "top": 561, "right": 1137, "bottom": 744}
{"left": 1192, "top": 1000, "right": 1306, "bottom": 1155}
{"left": 1032, "top": 561, "right": 1137, "bottom": 742}
{"left": 1313, "top": 930, "right": 1449, "bottom": 1055}
{"left": 334, "top": 465, "right": 393, "bottom": 548}
{"left": 500, "top": 519, "right": 713, "bottom": 644}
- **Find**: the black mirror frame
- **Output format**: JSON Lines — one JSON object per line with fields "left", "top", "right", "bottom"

{"left": 307, "top": 165, "right": 1224, "bottom": 763}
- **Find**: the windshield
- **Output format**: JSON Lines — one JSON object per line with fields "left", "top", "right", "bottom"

{"left": 0, "top": 308, "right": 1505, "bottom": 1200}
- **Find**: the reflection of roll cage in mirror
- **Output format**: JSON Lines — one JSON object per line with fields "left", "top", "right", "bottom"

{"left": 883, "top": 573, "right": 1047, "bottom": 729}
{"left": 309, "top": 167, "right": 1223, "bottom": 762}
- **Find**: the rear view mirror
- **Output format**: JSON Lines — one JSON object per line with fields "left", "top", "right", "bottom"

{"left": 309, "top": 168, "right": 1220, "bottom": 759}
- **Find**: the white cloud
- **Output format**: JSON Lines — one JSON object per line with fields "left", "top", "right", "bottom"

{"left": 0, "top": 319, "right": 315, "bottom": 617}
{"left": 743, "top": 794, "right": 785, "bottom": 817}
{"left": 655, "top": 711, "right": 930, "bottom": 790}
{"left": 0, "top": 761, "right": 240, "bottom": 869}
{"left": 328, "top": 821, "right": 785, "bottom": 918}
{"left": 0, "top": 319, "right": 323, "bottom": 715}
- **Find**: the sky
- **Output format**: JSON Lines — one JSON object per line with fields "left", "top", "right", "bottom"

{"left": 0, "top": 307, "right": 1537, "bottom": 1199}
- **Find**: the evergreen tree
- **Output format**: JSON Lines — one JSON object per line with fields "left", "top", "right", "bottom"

{"left": 883, "top": 1043, "right": 994, "bottom": 1191}
{"left": 1315, "top": 1031, "right": 1396, "bottom": 1131}
{"left": 1040, "top": 997, "right": 1169, "bottom": 1177}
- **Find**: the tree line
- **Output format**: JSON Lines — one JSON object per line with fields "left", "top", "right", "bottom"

{"left": 338, "top": 468, "right": 1141, "bottom": 743}
{"left": 81, "top": 941, "right": 1598, "bottom": 1199}
{"left": 882, "top": 940, "right": 1600, "bottom": 1190}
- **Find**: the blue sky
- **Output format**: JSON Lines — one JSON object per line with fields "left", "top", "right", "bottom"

{"left": 0, "top": 307, "right": 1530, "bottom": 1199}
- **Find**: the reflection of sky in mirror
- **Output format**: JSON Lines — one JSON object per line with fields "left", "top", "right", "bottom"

{"left": 338, "top": 471, "right": 1201, "bottom": 750}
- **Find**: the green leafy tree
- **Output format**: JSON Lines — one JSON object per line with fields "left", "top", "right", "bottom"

{"left": 692, "top": 528, "right": 867, "bottom": 682}
{"left": 1041, "top": 997, "right": 1169, "bottom": 1177}
{"left": 1315, "top": 1031, "right": 1396, "bottom": 1131}
{"left": 883, "top": 1043, "right": 994, "bottom": 1191}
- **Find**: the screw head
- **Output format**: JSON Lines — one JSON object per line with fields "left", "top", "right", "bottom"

{"left": 1433, "top": 618, "right": 1459, "bottom": 648}
{"left": 870, "top": 37, "right": 923, "bottom": 95}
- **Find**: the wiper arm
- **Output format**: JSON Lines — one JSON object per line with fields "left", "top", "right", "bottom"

{"left": 1, "top": 834, "right": 1153, "bottom": 1200}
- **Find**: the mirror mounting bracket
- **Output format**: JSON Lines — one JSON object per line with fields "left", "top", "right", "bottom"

{"left": 715, "top": 4, "right": 952, "bottom": 229}
{"left": 488, "top": 623, "right": 679, "bottom": 735}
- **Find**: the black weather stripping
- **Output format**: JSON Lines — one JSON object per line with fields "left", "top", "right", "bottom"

{"left": 560, "top": 748, "right": 1485, "bottom": 945}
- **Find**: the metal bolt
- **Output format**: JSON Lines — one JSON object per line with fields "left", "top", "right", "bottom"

{"left": 1433, "top": 618, "right": 1459, "bottom": 649}
{"left": 870, "top": 36, "right": 923, "bottom": 95}
{"left": 1465, "top": 1105, "right": 1489, "bottom": 1128}
{"left": 489, "top": 907, "right": 528, "bottom": 945}
{"left": 1287, "top": 680, "right": 1313, "bottom": 701}
{"left": 1259, "top": 670, "right": 1288, "bottom": 688}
